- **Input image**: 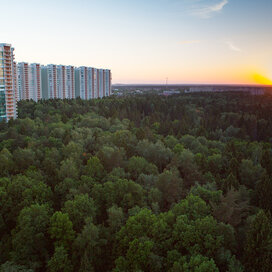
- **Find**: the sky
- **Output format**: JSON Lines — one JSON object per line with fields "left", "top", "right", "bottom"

{"left": 1, "top": 0, "right": 272, "bottom": 85}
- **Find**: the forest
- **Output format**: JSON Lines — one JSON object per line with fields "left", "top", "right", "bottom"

{"left": 0, "top": 92, "right": 272, "bottom": 271}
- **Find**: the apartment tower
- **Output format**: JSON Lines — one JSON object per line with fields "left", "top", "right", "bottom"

{"left": 75, "top": 67, "right": 100, "bottom": 100}
{"left": 66, "top": 66, "right": 75, "bottom": 99}
{"left": 29, "top": 63, "right": 42, "bottom": 101}
{"left": 17, "top": 62, "right": 42, "bottom": 102}
{"left": 42, "top": 65, "right": 75, "bottom": 100}
{"left": 0, "top": 43, "right": 17, "bottom": 121}
{"left": 17, "top": 62, "right": 30, "bottom": 100}
{"left": 47, "top": 64, "right": 57, "bottom": 99}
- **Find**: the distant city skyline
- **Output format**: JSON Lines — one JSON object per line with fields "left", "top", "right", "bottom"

{"left": 1, "top": 0, "right": 272, "bottom": 85}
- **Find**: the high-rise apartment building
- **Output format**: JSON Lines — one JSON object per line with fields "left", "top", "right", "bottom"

{"left": 13, "top": 61, "right": 18, "bottom": 102}
{"left": 1, "top": 43, "right": 111, "bottom": 121}
{"left": 47, "top": 64, "right": 57, "bottom": 99}
{"left": 42, "top": 64, "right": 76, "bottom": 100}
{"left": 65, "top": 66, "right": 75, "bottom": 99}
{"left": 17, "top": 62, "right": 42, "bottom": 102}
{"left": 98, "top": 69, "right": 104, "bottom": 98}
{"left": 76, "top": 67, "right": 96, "bottom": 100}
{"left": 29, "top": 63, "right": 42, "bottom": 101}
{"left": 17, "top": 62, "right": 30, "bottom": 100}
{"left": 75, "top": 67, "right": 111, "bottom": 100}
{"left": 0, "top": 43, "right": 17, "bottom": 121}
{"left": 104, "top": 69, "right": 111, "bottom": 96}
{"left": 56, "top": 65, "right": 64, "bottom": 99}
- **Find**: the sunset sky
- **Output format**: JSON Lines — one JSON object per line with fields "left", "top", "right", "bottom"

{"left": 1, "top": 0, "right": 272, "bottom": 85}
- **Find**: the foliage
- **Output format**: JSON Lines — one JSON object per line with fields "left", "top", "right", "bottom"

{"left": 1, "top": 93, "right": 272, "bottom": 271}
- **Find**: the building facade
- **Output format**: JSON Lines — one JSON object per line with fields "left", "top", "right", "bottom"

{"left": 1, "top": 43, "right": 112, "bottom": 121}
{"left": 0, "top": 43, "right": 17, "bottom": 122}
{"left": 17, "top": 62, "right": 42, "bottom": 102}
{"left": 29, "top": 63, "right": 42, "bottom": 101}
{"left": 17, "top": 62, "right": 30, "bottom": 100}
{"left": 42, "top": 64, "right": 76, "bottom": 100}
{"left": 66, "top": 66, "right": 75, "bottom": 99}
{"left": 47, "top": 64, "right": 57, "bottom": 99}
{"left": 75, "top": 67, "right": 111, "bottom": 100}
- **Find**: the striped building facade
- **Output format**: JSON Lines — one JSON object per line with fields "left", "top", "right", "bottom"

{"left": 1, "top": 43, "right": 112, "bottom": 121}
{"left": 17, "top": 62, "right": 42, "bottom": 102}
{"left": 75, "top": 67, "right": 111, "bottom": 100}
{"left": 0, "top": 43, "right": 17, "bottom": 121}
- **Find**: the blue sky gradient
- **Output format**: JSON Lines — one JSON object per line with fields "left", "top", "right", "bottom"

{"left": 1, "top": 0, "right": 272, "bottom": 84}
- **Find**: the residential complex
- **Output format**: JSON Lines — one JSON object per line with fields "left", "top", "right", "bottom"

{"left": 0, "top": 43, "right": 112, "bottom": 121}
{"left": 0, "top": 43, "right": 17, "bottom": 122}
{"left": 43, "top": 65, "right": 111, "bottom": 100}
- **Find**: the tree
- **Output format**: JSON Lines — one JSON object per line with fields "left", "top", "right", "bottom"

{"left": 229, "top": 157, "right": 240, "bottom": 178}
{"left": 171, "top": 149, "right": 200, "bottom": 188}
{"left": 136, "top": 140, "right": 172, "bottom": 171}
{"left": 0, "top": 148, "right": 14, "bottom": 176}
{"left": 73, "top": 219, "right": 105, "bottom": 272}
{"left": 97, "top": 145, "right": 124, "bottom": 172}
{"left": 114, "top": 209, "right": 157, "bottom": 257}
{"left": 261, "top": 149, "right": 272, "bottom": 176}
{"left": 47, "top": 246, "right": 73, "bottom": 272}
{"left": 58, "top": 159, "right": 79, "bottom": 180}
{"left": 62, "top": 194, "right": 96, "bottom": 232}
{"left": 222, "top": 173, "right": 239, "bottom": 192}
{"left": 190, "top": 183, "right": 222, "bottom": 205}
{"left": 62, "top": 141, "right": 83, "bottom": 163}
{"left": 13, "top": 148, "right": 35, "bottom": 172}
{"left": 172, "top": 194, "right": 210, "bottom": 221}
{"left": 239, "top": 159, "right": 265, "bottom": 189}
{"left": 114, "top": 238, "right": 154, "bottom": 272}
{"left": 91, "top": 178, "right": 145, "bottom": 217}
{"left": 172, "top": 215, "right": 223, "bottom": 259}
{"left": 173, "top": 143, "right": 184, "bottom": 155}
{"left": 207, "top": 154, "right": 223, "bottom": 176}
{"left": 164, "top": 135, "right": 179, "bottom": 149}
{"left": 212, "top": 188, "right": 250, "bottom": 227}
{"left": 126, "top": 156, "right": 158, "bottom": 180}
{"left": 256, "top": 175, "right": 272, "bottom": 213}
{"left": 0, "top": 175, "right": 53, "bottom": 231}
{"left": 107, "top": 205, "right": 125, "bottom": 232}
{"left": 11, "top": 204, "right": 51, "bottom": 270}
{"left": 0, "top": 261, "right": 34, "bottom": 272}
{"left": 244, "top": 210, "right": 272, "bottom": 272}
{"left": 170, "top": 255, "right": 219, "bottom": 272}
{"left": 155, "top": 169, "right": 183, "bottom": 210}
{"left": 84, "top": 156, "right": 105, "bottom": 181}
{"left": 49, "top": 212, "right": 75, "bottom": 249}
{"left": 112, "top": 129, "right": 137, "bottom": 156}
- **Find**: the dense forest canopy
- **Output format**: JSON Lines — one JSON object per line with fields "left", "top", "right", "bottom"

{"left": 0, "top": 92, "right": 272, "bottom": 271}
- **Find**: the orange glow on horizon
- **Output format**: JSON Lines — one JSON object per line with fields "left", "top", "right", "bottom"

{"left": 113, "top": 68, "right": 272, "bottom": 86}
{"left": 252, "top": 73, "right": 272, "bottom": 85}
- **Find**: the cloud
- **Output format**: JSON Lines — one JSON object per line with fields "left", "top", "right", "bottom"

{"left": 179, "top": 40, "right": 201, "bottom": 45}
{"left": 192, "top": 0, "right": 228, "bottom": 18}
{"left": 225, "top": 41, "right": 242, "bottom": 52}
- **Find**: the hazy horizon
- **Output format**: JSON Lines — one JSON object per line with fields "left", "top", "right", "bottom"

{"left": 1, "top": 0, "right": 272, "bottom": 85}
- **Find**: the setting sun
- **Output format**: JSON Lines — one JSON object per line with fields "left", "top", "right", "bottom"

{"left": 252, "top": 73, "right": 272, "bottom": 85}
